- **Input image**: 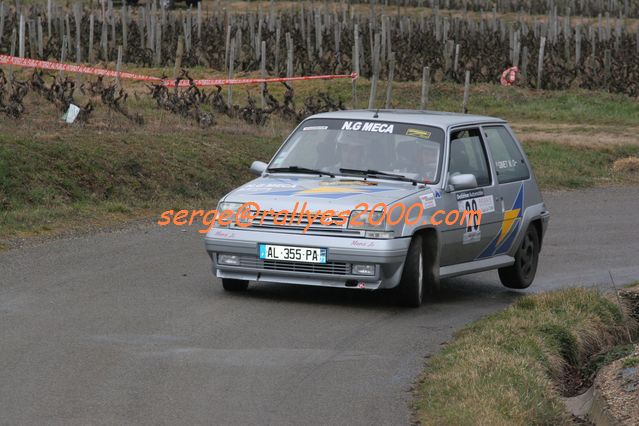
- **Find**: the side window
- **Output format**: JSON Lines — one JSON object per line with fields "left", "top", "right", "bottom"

{"left": 483, "top": 126, "right": 530, "bottom": 183}
{"left": 448, "top": 128, "right": 491, "bottom": 187}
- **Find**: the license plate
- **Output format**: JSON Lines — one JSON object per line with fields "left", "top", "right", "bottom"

{"left": 259, "top": 244, "right": 327, "bottom": 263}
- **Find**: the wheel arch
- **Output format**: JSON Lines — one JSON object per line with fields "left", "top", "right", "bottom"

{"left": 413, "top": 226, "right": 440, "bottom": 290}
{"left": 530, "top": 218, "right": 544, "bottom": 251}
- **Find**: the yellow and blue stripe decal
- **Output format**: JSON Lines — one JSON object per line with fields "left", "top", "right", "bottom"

{"left": 477, "top": 184, "right": 524, "bottom": 259}
{"left": 252, "top": 186, "right": 396, "bottom": 199}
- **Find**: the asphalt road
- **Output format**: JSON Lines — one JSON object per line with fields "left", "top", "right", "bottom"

{"left": 1, "top": 186, "right": 638, "bottom": 425}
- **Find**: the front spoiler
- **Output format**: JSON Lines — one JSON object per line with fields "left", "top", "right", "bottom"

{"left": 204, "top": 229, "right": 412, "bottom": 289}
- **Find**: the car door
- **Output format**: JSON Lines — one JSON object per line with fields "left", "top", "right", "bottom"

{"left": 476, "top": 124, "right": 532, "bottom": 258}
{"left": 439, "top": 127, "right": 503, "bottom": 265}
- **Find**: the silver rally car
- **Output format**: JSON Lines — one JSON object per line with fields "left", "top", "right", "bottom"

{"left": 205, "top": 110, "right": 550, "bottom": 307}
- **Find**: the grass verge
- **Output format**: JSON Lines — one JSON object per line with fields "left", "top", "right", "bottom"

{"left": 413, "top": 288, "right": 637, "bottom": 425}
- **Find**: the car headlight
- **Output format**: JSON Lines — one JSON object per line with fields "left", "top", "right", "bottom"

{"left": 215, "top": 202, "right": 243, "bottom": 227}
{"left": 348, "top": 210, "right": 394, "bottom": 239}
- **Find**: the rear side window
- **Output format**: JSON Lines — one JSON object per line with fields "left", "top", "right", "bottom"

{"left": 483, "top": 126, "right": 530, "bottom": 183}
{"left": 448, "top": 128, "right": 491, "bottom": 187}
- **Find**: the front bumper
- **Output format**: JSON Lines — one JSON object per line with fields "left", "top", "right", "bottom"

{"left": 204, "top": 228, "right": 411, "bottom": 290}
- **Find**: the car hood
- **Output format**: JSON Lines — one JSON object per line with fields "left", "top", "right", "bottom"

{"left": 223, "top": 175, "right": 431, "bottom": 211}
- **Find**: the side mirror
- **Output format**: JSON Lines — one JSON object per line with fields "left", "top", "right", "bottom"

{"left": 250, "top": 161, "right": 267, "bottom": 176}
{"left": 448, "top": 173, "right": 477, "bottom": 191}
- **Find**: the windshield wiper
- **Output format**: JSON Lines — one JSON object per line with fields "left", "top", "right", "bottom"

{"left": 267, "top": 166, "right": 335, "bottom": 178}
{"left": 338, "top": 168, "right": 420, "bottom": 185}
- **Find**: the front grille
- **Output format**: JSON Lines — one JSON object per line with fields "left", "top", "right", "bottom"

{"left": 230, "top": 210, "right": 363, "bottom": 236}
{"left": 228, "top": 255, "right": 351, "bottom": 275}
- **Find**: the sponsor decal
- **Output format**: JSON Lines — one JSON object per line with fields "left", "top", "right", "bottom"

{"left": 457, "top": 195, "right": 495, "bottom": 214}
{"left": 456, "top": 189, "right": 485, "bottom": 201}
{"left": 341, "top": 121, "right": 395, "bottom": 133}
{"left": 406, "top": 128, "right": 432, "bottom": 139}
{"left": 419, "top": 189, "right": 437, "bottom": 209}
{"left": 434, "top": 189, "right": 442, "bottom": 199}
{"left": 302, "top": 125, "right": 328, "bottom": 131}
{"left": 319, "top": 180, "right": 378, "bottom": 186}
{"left": 351, "top": 240, "right": 376, "bottom": 247}
{"left": 463, "top": 230, "right": 481, "bottom": 245}
{"left": 496, "top": 159, "right": 518, "bottom": 169}
{"left": 237, "top": 182, "right": 298, "bottom": 191}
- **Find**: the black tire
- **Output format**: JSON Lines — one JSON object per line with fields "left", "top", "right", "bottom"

{"left": 498, "top": 225, "right": 540, "bottom": 289}
{"left": 397, "top": 235, "right": 424, "bottom": 308}
{"left": 222, "top": 278, "right": 249, "bottom": 292}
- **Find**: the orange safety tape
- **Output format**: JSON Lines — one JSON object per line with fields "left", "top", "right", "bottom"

{"left": 0, "top": 54, "right": 358, "bottom": 87}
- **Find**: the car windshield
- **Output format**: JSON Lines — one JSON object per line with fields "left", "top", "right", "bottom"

{"left": 268, "top": 118, "right": 446, "bottom": 183}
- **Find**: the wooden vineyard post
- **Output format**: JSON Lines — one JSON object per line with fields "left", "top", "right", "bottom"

{"left": 101, "top": 11, "right": 108, "bottom": 61}
{"left": 536, "top": 36, "right": 546, "bottom": 90}
{"left": 521, "top": 46, "right": 529, "bottom": 81}
{"left": 47, "top": 0, "right": 51, "bottom": 38}
{"left": 351, "top": 23, "right": 359, "bottom": 108}
{"left": 197, "top": 1, "right": 201, "bottom": 40}
{"left": 173, "top": 35, "right": 184, "bottom": 79}
{"left": 0, "top": 3, "right": 4, "bottom": 48}
{"left": 227, "top": 37, "right": 235, "bottom": 109}
{"left": 18, "top": 12, "right": 24, "bottom": 58}
{"left": 420, "top": 66, "right": 430, "bottom": 110}
{"left": 462, "top": 70, "right": 470, "bottom": 114}
{"left": 27, "top": 18, "right": 36, "bottom": 59}
{"left": 274, "top": 20, "right": 280, "bottom": 75}
{"left": 286, "top": 31, "right": 293, "bottom": 92}
{"left": 367, "top": 32, "right": 380, "bottom": 110}
{"left": 37, "top": 16, "right": 43, "bottom": 58}
{"left": 260, "top": 40, "right": 266, "bottom": 109}
{"left": 384, "top": 51, "right": 395, "bottom": 109}
{"left": 8, "top": 27, "right": 15, "bottom": 79}
{"left": 88, "top": 13, "right": 94, "bottom": 64}
{"left": 115, "top": 45, "right": 122, "bottom": 91}
{"left": 604, "top": 49, "right": 611, "bottom": 91}
{"left": 122, "top": 3, "right": 128, "bottom": 53}
{"left": 60, "top": 35, "right": 67, "bottom": 78}
{"left": 154, "top": 18, "right": 161, "bottom": 67}
{"left": 224, "top": 23, "right": 231, "bottom": 72}
{"left": 73, "top": 3, "right": 81, "bottom": 63}
{"left": 575, "top": 24, "right": 581, "bottom": 67}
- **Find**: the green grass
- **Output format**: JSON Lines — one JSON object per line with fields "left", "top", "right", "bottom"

{"left": 413, "top": 288, "right": 634, "bottom": 425}
{"left": 0, "top": 123, "right": 283, "bottom": 238}
{"left": 622, "top": 357, "right": 639, "bottom": 368}
{"left": 522, "top": 142, "right": 639, "bottom": 189}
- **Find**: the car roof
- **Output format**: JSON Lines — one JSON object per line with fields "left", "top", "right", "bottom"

{"left": 308, "top": 109, "right": 506, "bottom": 130}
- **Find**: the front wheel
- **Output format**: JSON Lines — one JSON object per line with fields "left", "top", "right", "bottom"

{"left": 222, "top": 278, "right": 249, "bottom": 292}
{"left": 498, "top": 225, "right": 540, "bottom": 289}
{"left": 397, "top": 235, "right": 424, "bottom": 307}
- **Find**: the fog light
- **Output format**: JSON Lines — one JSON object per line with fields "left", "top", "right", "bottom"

{"left": 364, "top": 230, "right": 394, "bottom": 239}
{"left": 352, "top": 264, "right": 375, "bottom": 276}
{"left": 218, "top": 254, "right": 240, "bottom": 265}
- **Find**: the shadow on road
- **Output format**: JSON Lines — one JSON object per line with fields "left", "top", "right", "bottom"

{"left": 202, "top": 275, "right": 524, "bottom": 311}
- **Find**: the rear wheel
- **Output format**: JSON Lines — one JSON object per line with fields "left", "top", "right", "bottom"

{"left": 498, "top": 225, "right": 540, "bottom": 289}
{"left": 397, "top": 235, "right": 424, "bottom": 308}
{"left": 222, "top": 278, "right": 249, "bottom": 292}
